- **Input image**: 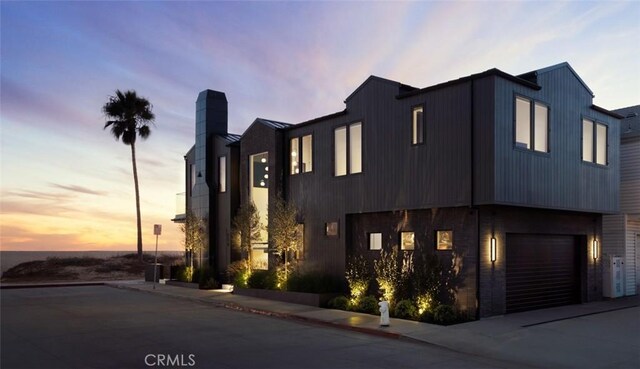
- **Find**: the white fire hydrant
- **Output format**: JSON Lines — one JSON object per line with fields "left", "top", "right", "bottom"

{"left": 378, "top": 300, "right": 390, "bottom": 327}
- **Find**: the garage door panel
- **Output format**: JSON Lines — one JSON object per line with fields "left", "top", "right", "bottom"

{"left": 506, "top": 234, "right": 579, "bottom": 313}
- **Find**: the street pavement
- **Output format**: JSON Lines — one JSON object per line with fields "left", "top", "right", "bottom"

{"left": 2, "top": 284, "right": 518, "bottom": 369}
{"left": 2, "top": 280, "right": 639, "bottom": 368}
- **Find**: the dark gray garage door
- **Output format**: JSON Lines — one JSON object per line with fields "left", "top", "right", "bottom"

{"left": 506, "top": 234, "right": 580, "bottom": 313}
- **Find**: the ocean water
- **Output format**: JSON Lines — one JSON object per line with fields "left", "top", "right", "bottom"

{"left": 0, "top": 251, "right": 183, "bottom": 274}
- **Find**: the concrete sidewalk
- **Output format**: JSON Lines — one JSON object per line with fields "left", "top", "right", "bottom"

{"left": 108, "top": 280, "right": 640, "bottom": 369}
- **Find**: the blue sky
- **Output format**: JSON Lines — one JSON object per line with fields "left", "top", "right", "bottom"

{"left": 1, "top": 1, "right": 638, "bottom": 251}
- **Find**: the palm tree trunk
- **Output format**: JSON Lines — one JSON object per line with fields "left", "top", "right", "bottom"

{"left": 130, "top": 142, "right": 143, "bottom": 262}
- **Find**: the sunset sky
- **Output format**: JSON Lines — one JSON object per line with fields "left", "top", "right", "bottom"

{"left": 1, "top": 1, "right": 639, "bottom": 252}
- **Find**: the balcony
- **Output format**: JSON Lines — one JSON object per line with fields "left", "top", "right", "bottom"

{"left": 171, "top": 192, "right": 186, "bottom": 223}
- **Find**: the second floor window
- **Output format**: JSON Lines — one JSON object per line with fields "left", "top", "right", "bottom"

{"left": 515, "top": 96, "right": 548, "bottom": 152}
{"left": 335, "top": 122, "right": 362, "bottom": 176}
{"left": 290, "top": 134, "right": 313, "bottom": 175}
{"left": 412, "top": 106, "right": 424, "bottom": 145}
{"left": 582, "top": 118, "right": 607, "bottom": 165}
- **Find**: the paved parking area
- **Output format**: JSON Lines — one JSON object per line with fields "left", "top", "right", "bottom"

{"left": 1, "top": 286, "right": 518, "bottom": 369}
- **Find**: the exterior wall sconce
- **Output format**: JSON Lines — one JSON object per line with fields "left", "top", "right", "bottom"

{"left": 592, "top": 239, "right": 599, "bottom": 260}
{"left": 490, "top": 237, "right": 497, "bottom": 263}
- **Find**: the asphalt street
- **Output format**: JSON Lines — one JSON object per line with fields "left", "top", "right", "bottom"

{"left": 1, "top": 286, "right": 518, "bottom": 369}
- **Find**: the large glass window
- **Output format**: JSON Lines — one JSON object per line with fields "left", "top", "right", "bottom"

{"left": 582, "top": 119, "right": 593, "bottom": 161}
{"left": 302, "top": 135, "right": 313, "bottom": 173}
{"left": 412, "top": 106, "right": 424, "bottom": 145}
{"left": 290, "top": 137, "right": 299, "bottom": 175}
{"left": 534, "top": 103, "right": 548, "bottom": 152}
{"left": 515, "top": 97, "right": 531, "bottom": 149}
{"left": 349, "top": 123, "right": 362, "bottom": 174}
{"left": 596, "top": 123, "right": 607, "bottom": 165}
{"left": 582, "top": 119, "right": 607, "bottom": 165}
{"left": 218, "top": 156, "right": 226, "bottom": 193}
{"left": 249, "top": 152, "right": 269, "bottom": 270}
{"left": 334, "top": 122, "right": 362, "bottom": 176}
{"left": 515, "top": 96, "right": 548, "bottom": 153}
{"left": 334, "top": 127, "right": 347, "bottom": 176}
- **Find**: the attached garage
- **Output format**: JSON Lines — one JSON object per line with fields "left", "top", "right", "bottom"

{"left": 506, "top": 234, "right": 581, "bottom": 313}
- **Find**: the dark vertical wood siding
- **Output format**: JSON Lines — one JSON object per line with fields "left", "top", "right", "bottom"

{"left": 284, "top": 78, "right": 473, "bottom": 275}
{"left": 212, "top": 137, "right": 240, "bottom": 277}
{"left": 493, "top": 67, "right": 619, "bottom": 213}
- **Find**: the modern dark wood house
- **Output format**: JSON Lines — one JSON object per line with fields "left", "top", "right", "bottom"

{"left": 174, "top": 62, "right": 621, "bottom": 318}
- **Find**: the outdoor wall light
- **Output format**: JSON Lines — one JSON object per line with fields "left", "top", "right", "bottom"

{"left": 592, "top": 239, "right": 599, "bottom": 260}
{"left": 490, "top": 237, "right": 497, "bottom": 263}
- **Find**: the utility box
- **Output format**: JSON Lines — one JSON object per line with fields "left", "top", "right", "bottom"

{"left": 145, "top": 263, "right": 164, "bottom": 282}
{"left": 603, "top": 256, "right": 624, "bottom": 298}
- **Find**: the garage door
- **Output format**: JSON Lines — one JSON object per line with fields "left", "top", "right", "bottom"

{"left": 506, "top": 234, "right": 580, "bottom": 313}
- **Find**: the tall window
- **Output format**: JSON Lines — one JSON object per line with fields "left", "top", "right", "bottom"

{"left": 412, "top": 106, "right": 424, "bottom": 145}
{"left": 583, "top": 118, "right": 607, "bottom": 165}
{"left": 290, "top": 135, "right": 313, "bottom": 175}
{"left": 334, "top": 127, "right": 347, "bottom": 176}
{"left": 218, "top": 156, "right": 226, "bottom": 193}
{"left": 290, "top": 137, "right": 299, "bottom": 174}
{"left": 302, "top": 135, "right": 313, "bottom": 172}
{"left": 515, "top": 96, "right": 548, "bottom": 152}
{"left": 334, "top": 122, "right": 362, "bottom": 176}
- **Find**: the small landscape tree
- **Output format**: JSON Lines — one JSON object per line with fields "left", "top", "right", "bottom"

{"left": 180, "top": 210, "right": 206, "bottom": 272}
{"left": 231, "top": 201, "right": 262, "bottom": 271}
{"left": 268, "top": 194, "right": 300, "bottom": 287}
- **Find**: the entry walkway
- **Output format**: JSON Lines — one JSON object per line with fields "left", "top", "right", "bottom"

{"left": 108, "top": 281, "right": 638, "bottom": 369}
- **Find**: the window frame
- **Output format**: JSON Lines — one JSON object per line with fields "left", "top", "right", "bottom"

{"left": 411, "top": 104, "right": 425, "bottom": 146}
{"left": 333, "top": 121, "right": 363, "bottom": 177}
{"left": 290, "top": 134, "right": 314, "bottom": 175}
{"left": 513, "top": 94, "right": 550, "bottom": 154}
{"left": 436, "top": 230, "right": 453, "bottom": 251}
{"left": 218, "top": 155, "right": 227, "bottom": 193}
{"left": 368, "top": 232, "right": 382, "bottom": 251}
{"left": 582, "top": 117, "right": 608, "bottom": 166}
{"left": 400, "top": 231, "right": 415, "bottom": 251}
{"left": 290, "top": 137, "right": 300, "bottom": 175}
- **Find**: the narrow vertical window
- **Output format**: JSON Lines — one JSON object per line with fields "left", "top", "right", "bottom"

{"left": 349, "top": 123, "right": 362, "bottom": 174}
{"left": 596, "top": 123, "right": 607, "bottom": 165}
{"left": 534, "top": 103, "right": 548, "bottom": 152}
{"left": 515, "top": 97, "right": 531, "bottom": 149}
{"left": 369, "top": 233, "right": 382, "bottom": 250}
{"left": 290, "top": 137, "right": 299, "bottom": 175}
{"left": 218, "top": 156, "right": 226, "bottom": 193}
{"left": 582, "top": 119, "right": 594, "bottom": 162}
{"left": 189, "top": 164, "right": 196, "bottom": 195}
{"left": 302, "top": 135, "right": 313, "bottom": 173}
{"left": 412, "top": 106, "right": 424, "bottom": 145}
{"left": 334, "top": 127, "right": 347, "bottom": 176}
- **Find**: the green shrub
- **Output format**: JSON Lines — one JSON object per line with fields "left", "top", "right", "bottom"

{"left": 176, "top": 265, "right": 194, "bottom": 283}
{"left": 418, "top": 310, "right": 435, "bottom": 323}
{"left": 357, "top": 296, "right": 379, "bottom": 315}
{"left": 195, "top": 266, "right": 219, "bottom": 289}
{"left": 327, "top": 296, "right": 349, "bottom": 310}
{"left": 433, "top": 304, "right": 456, "bottom": 325}
{"left": 393, "top": 299, "right": 417, "bottom": 320}
{"left": 247, "top": 270, "right": 277, "bottom": 289}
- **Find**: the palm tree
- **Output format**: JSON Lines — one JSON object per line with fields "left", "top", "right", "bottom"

{"left": 102, "top": 90, "right": 155, "bottom": 261}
